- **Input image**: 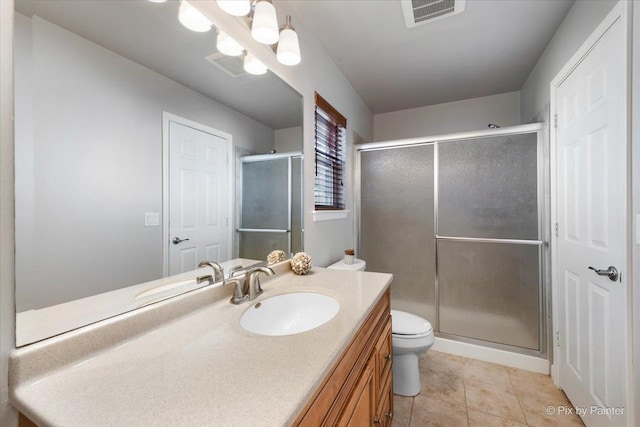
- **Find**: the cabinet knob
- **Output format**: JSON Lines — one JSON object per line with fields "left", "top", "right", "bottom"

{"left": 374, "top": 418, "right": 382, "bottom": 424}
{"left": 386, "top": 411, "right": 393, "bottom": 419}
{"left": 384, "top": 353, "right": 392, "bottom": 360}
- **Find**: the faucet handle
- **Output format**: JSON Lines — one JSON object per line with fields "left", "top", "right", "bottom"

{"left": 228, "top": 265, "right": 244, "bottom": 279}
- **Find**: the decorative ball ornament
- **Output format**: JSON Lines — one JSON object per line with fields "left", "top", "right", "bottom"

{"left": 290, "top": 252, "right": 312, "bottom": 275}
{"left": 267, "top": 249, "right": 287, "bottom": 264}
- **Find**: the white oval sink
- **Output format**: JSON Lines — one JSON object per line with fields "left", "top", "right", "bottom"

{"left": 240, "top": 292, "right": 339, "bottom": 336}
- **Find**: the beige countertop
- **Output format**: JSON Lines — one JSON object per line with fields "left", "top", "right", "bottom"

{"left": 10, "top": 264, "right": 392, "bottom": 426}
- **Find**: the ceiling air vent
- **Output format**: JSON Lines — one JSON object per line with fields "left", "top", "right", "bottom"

{"left": 400, "top": 0, "right": 466, "bottom": 28}
{"left": 205, "top": 53, "right": 247, "bottom": 77}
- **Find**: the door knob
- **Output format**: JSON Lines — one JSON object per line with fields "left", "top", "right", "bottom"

{"left": 172, "top": 237, "right": 190, "bottom": 245}
{"left": 588, "top": 266, "right": 619, "bottom": 282}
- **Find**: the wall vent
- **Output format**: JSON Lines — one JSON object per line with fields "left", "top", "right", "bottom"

{"left": 205, "top": 53, "right": 247, "bottom": 77}
{"left": 400, "top": 0, "right": 466, "bottom": 28}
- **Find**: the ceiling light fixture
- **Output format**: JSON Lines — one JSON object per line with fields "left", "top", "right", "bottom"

{"left": 243, "top": 52, "right": 268, "bottom": 75}
{"left": 216, "top": 30, "right": 244, "bottom": 56}
{"left": 276, "top": 15, "right": 300, "bottom": 66}
{"left": 251, "top": 0, "right": 279, "bottom": 45}
{"left": 178, "top": 0, "right": 213, "bottom": 33}
{"left": 214, "top": 0, "right": 301, "bottom": 67}
{"left": 216, "top": 0, "right": 251, "bottom": 17}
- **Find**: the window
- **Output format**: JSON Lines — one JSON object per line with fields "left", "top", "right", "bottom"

{"left": 314, "top": 92, "right": 347, "bottom": 210}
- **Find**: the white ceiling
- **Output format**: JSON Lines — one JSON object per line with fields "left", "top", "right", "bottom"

{"left": 15, "top": 0, "right": 575, "bottom": 121}
{"left": 15, "top": 0, "right": 303, "bottom": 130}
{"left": 289, "top": 0, "right": 574, "bottom": 114}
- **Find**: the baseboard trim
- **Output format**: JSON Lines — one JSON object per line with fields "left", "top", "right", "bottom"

{"left": 432, "top": 337, "right": 550, "bottom": 374}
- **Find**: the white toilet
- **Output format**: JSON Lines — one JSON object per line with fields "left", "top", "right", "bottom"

{"left": 391, "top": 309, "right": 434, "bottom": 396}
{"left": 326, "top": 259, "right": 433, "bottom": 396}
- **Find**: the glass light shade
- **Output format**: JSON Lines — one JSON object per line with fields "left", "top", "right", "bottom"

{"left": 178, "top": 0, "right": 212, "bottom": 33}
{"left": 277, "top": 28, "right": 301, "bottom": 66}
{"left": 251, "top": 1, "right": 279, "bottom": 45}
{"left": 243, "top": 53, "right": 268, "bottom": 75}
{"left": 217, "top": 0, "right": 251, "bottom": 16}
{"left": 148, "top": 0, "right": 167, "bottom": 3}
{"left": 217, "top": 30, "right": 244, "bottom": 56}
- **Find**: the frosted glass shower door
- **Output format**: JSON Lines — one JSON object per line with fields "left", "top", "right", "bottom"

{"left": 239, "top": 157, "right": 290, "bottom": 260}
{"left": 360, "top": 145, "right": 436, "bottom": 324}
{"left": 437, "top": 132, "right": 542, "bottom": 350}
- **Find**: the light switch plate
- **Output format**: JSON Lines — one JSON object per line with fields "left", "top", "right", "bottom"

{"left": 145, "top": 212, "right": 160, "bottom": 227}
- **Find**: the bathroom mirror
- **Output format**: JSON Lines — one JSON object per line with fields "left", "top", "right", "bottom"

{"left": 14, "top": 0, "right": 303, "bottom": 345}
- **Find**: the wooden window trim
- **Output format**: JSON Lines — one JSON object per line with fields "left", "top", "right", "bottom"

{"left": 314, "top": 92, "right": 346, "bottom": 211}
{"left": 314, "top": 92, "right": 347, "bottom": 128}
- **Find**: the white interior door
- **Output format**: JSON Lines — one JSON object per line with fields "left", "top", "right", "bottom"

{"left": 168, "top": 119, "right": 230, "bottom": 275}
{"left": 554, "top": 7, "right": 627, "bottom": 426}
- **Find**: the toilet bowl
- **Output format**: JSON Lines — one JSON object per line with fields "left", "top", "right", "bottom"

{"left": 391, "top": 309, "right": 434, "bottom": 397}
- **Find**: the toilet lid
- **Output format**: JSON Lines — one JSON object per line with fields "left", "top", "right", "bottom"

{"left": 391, "top": 309, "right": 432, "bottom": 335}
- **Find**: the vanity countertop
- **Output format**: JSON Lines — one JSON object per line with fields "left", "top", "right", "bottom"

{"left": 9, "top": 265, "right": 393, "bottom": 427}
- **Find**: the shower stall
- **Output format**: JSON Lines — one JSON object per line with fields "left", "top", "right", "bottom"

{"left": 357, "top": 124, "right": 548, "bottom": 356}
{"left": 237, "top": 152, "right": 303, "bottom": 260}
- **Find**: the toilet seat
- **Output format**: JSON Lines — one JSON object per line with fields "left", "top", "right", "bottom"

{"left": 391, "top": 309, "right": 432, "bottom": 336}
{"left": 392, "top": 330, "right": 432, "bottom": 339}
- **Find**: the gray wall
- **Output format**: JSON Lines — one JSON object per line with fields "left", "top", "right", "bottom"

{"left": 14, "top": 14, "right": 275, "bottom": 311}
{"left": 519, "top": 0, "right": 617, "bottom": 123}
{"left": 274, "top": 126, "right": 303, "bottom": 153}
{"left": 373, "top": 91, "right": 521, "bottom": 141}
{"left": 0, "top": 1, "right": 17, "bottom": 425}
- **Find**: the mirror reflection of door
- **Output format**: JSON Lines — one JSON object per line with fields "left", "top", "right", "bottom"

{"left": 166, "top": 116, "right": 231, "bottom": 275}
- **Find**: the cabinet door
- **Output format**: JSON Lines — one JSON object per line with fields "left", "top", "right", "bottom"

{"left": 337, "top": 362, "right": 375, "bottom": 427}
{"left": 374, "top": 319, "right": 392, "bottom": 396}
{"left": 375, "top": 372, "right": 393, "bottom": 427}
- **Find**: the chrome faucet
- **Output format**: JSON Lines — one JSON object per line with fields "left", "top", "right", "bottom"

{"left": 224, "top": 276, "right": 249, "bottom": 305}
{"left": 222, "top": 266, "right": 275, "bottom": 304}
{"left": 198, "top": 261, "right": 224, "bottom": 283}
{"left": 245, "top": 266, "right": 275, "bottom": 301}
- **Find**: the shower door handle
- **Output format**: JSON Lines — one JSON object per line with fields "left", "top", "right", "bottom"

{"left": 588, "top": 266, "right": 619, "bottom": 282}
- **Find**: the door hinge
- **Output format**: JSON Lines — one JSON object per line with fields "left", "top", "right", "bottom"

{"left": 555, "top": 222, "right": 559, "bottom": 237}
{"left": 556, "top": 330, "right": 560, "bottom": 348}
{"left": 554, "top": 114, "right": 558, "bottom": 129}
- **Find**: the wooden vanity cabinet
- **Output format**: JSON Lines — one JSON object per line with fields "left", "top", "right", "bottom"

{"left": 294, "top": 289, "right": 393, "bottom": 426}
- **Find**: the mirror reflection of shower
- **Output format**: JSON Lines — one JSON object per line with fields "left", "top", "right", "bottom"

{"left": 237, "top": 152, "right": 303, "bottom": 260}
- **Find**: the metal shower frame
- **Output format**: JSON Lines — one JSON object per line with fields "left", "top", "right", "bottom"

{"left": 237, "top": 151, "right": 303, "bottom": 256}
{"left": 354, "top": 123, "right": 551, "bottom": 359}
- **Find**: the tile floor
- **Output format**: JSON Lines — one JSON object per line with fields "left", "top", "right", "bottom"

{"left": 391, "top": 351, "right": 584, "bottom": 427}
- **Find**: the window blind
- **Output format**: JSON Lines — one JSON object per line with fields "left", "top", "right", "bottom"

{"left": 314, "top": 92, "right": 346, "bottom": 210}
